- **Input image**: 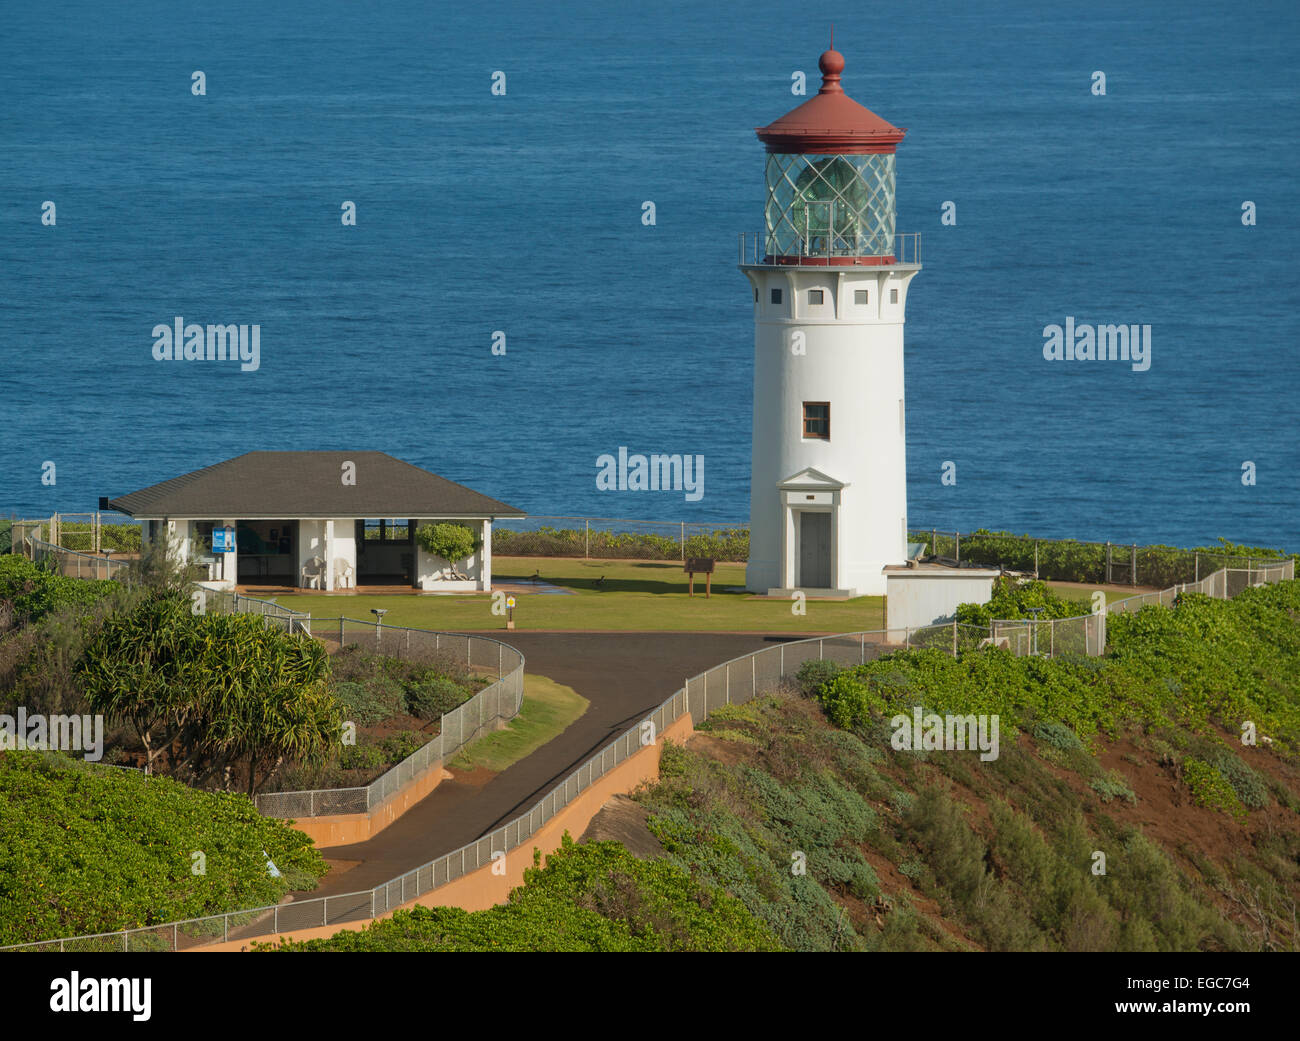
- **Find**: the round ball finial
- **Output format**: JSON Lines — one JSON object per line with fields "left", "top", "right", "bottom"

{"left": 818, "top": 48, "right": 845, "bottom": 92}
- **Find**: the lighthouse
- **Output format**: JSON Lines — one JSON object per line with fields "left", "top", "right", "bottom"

{"left": 741, "top": 47, "right": 920, "bottom": 597}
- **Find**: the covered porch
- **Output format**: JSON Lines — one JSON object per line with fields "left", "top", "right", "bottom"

{"left": 107, "top": 451, "right": 525, "bottom": 595}
{"left": 148, "top": 516, "right": 494, "bottom": 593}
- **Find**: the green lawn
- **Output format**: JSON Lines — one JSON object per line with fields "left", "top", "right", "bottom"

{"left": 267, "top": 558, "right": 1147, "bottom": 635}
{"left": 448, "top": 674, "right": 589, "bottom": 773}
{"left": 279, "top": 557, "right": 885, "bottom": 633}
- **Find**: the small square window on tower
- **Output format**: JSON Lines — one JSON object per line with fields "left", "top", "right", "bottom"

{"left": 753, "top": 287, "right": 759, "bottom": 302}
{"left": 808, "top": 289, "right": 824, "bottom": 305}
{"left": 855, "top": 289, "right": 868, "bottom": 305}
{"left": 890, "top": 288, "right": 899, "bottom": 304}
{"left": 771, "top": 288, "right": 783, "bottom": 305}
{"left": 803, "top": 401, "right": 830, "bottom": 440}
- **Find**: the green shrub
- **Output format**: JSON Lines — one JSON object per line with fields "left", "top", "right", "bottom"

{"left": 331, "top": 676, "right": 404, "bottom": 727}
{"left": 406, "top": 676, "right": 471, "bottom": 720}
{"left": 382, "top": 730, "right": 427, "bottom": 763}
{"left": 795, "top": 658, "right": 843, "bottom": 697}
{"left": 0, "top": 752, "right": 326, "bottom": 946}
{"left": 260, "top": 835, "right": 781, "bottom": 952}
{"left": 415, "top": 523, "right": 480, "bottom": 565}
{"left": 0, "top": 555, "right": 118, "bottom": 625}
{"left": 956, "top": 576, "right": 1089, "bottom": 628}
{"left": 1205, "top": 748, "right": 1269, "bottom": 810}
{"left": 1034, "top": 720, "right": 1084, "bottom": 751}
{"left": 1089, "top": 770, "right": 1137, "bottom": 804}
{"left": 1183, "top": 759, "right": 1246, "bottom": 821}
{"left": 340, "top": 742, "right": 387, "bottom": 771}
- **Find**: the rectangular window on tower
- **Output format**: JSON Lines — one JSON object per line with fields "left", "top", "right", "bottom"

{"left": 803, "top": 402, "right": 830, "bottom": 440}
{"left": 808, "top": 290, "right": 824, "bottom": 305}
{"left": 771, "top": 288, "right": 783, "bottom": 305}
{"left": 890, "top": 288, "right": 899, "bottom": 304}
{"left": 855, "top": 289, "right": 869, "bottom": 305}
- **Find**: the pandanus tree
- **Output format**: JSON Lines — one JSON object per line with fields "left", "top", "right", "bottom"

{"left": 78, "top": 591, "right": 341, "bottom": 793}
{"left": 77, "top": 590, "right": 195, "bottom": 775}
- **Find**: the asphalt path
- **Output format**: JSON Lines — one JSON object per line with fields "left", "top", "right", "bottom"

{"left": 301, "top": 631, "right": 809, "bottom": 898}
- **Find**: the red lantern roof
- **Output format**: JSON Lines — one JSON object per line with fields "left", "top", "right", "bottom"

{"left": 756, "top": 49, "right": 905, "bottom": 155}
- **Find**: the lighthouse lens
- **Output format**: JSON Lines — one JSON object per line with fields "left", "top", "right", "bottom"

{"left": 764, "top": 153, "right": 895, "bottom": 260}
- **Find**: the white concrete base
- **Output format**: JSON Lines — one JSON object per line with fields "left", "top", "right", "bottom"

{"left": 766, "top": 587, "right": 857, "bottom": 599}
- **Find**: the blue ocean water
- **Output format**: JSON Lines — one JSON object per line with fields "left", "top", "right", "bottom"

{"left": 1, "top": 0, "right": 1297, "bottom": 548}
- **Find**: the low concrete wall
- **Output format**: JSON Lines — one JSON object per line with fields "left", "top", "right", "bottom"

{"left": 290, "top": 762, "right": 454, "bottom": 848}
{"left": 193, "top": 712, "right": 695, "bottom": 951}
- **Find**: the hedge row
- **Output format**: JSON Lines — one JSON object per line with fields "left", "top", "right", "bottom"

{"left": 493, "top": 526, "right": 748, "bottom": 562}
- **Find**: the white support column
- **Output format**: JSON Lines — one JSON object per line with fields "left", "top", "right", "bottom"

{"left": 481, "top": 519, "right": 493, "bottom": 591}
{"left": 324, "top": 520, "right": 335, "bottom": 591}
{"left": 783, "top": 507, "right": 797, "bottom": 588}
{"left": 221, "top": 518, "right": 237, "bottom": 588}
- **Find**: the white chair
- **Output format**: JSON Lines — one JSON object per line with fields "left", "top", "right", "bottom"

{"left": 333, "top": 558, "right": 355, "bottom": 589}
{"left": 300, "top": 556, "right": 325, "bottom": 589}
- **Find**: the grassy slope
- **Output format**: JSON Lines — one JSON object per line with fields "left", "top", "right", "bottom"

{"left": 632, "top": 689, "right": 1300, "bottom": 952}
{"left": 448, "top": 674, "right": 589, "bottom": 772}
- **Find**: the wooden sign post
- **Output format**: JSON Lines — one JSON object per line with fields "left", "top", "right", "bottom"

{"left": 685, "top": 557, "right": 715, "bottom": 598}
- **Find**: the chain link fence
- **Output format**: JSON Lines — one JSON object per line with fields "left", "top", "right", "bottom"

{"left": 1105, "top": 561, "right": 1294, "bottom": 615}
{"left": 26, "top": 538, "right": 131, "bottom": 580}
{"left": 492, "top": 515, "right": 748, "bottom": 562}
{"left": 989, "top": 614, "right": 1105, "bottom": 657}
{"left": 253, "top": 621, "right": 525, "bottom": 818}
{"left": 912, "top": 527, "right": 1296, "bottom": 589}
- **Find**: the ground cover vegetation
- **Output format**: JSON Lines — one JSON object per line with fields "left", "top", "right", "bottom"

{"left": 274, "top": 642, "right": 486, "bottom": 791}
{"left": 259, "top": 836, "right": 780, "bottom": 952}
{"left": 0, "top": 751, "right": 327, "bottom": 947}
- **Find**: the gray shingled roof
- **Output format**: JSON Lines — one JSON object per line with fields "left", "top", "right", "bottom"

{"left": 108, "top": 452, "right": 525, "bottom": 520}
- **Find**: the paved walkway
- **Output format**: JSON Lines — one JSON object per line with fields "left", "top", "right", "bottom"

{"left": 300, "top": 631, "right": 805, "bottom": 899}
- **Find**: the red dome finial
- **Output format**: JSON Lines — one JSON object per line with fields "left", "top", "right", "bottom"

{"left": 818, "top": 48, "right": 845, "bottom": 94}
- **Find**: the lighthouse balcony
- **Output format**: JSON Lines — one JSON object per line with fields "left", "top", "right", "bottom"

{"left": 739, "top": 230, "right": 921, "bottom": 268}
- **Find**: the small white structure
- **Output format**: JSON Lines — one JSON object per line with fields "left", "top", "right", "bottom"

{"left": 742, "top": 48, "right": 920, "bottom": 597}
{"left": 107, "top": 451, "right": 524, "bottom": 593}
{"left": 885, "top": 562, "right": 1000, "bottom": 632}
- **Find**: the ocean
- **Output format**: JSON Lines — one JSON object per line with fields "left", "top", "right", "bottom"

{"left": 2, "top": 0, "right": 1297, "bottom": 549}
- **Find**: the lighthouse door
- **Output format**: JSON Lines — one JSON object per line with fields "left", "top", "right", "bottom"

{"left": 798, "top": 512, "right": 832, "bottom": 588}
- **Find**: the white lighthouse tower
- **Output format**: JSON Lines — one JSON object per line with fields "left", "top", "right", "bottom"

{"left": 741, "top": 47, "right": 920, "bottom": 598}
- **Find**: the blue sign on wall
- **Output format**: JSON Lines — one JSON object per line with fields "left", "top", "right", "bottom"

{"left": 212, "top": 526, "right": 236, "bottom": 553}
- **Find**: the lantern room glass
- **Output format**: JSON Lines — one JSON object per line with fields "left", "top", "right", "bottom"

{"left": 764, "top": 153, "right": 896, "bottom": 259}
